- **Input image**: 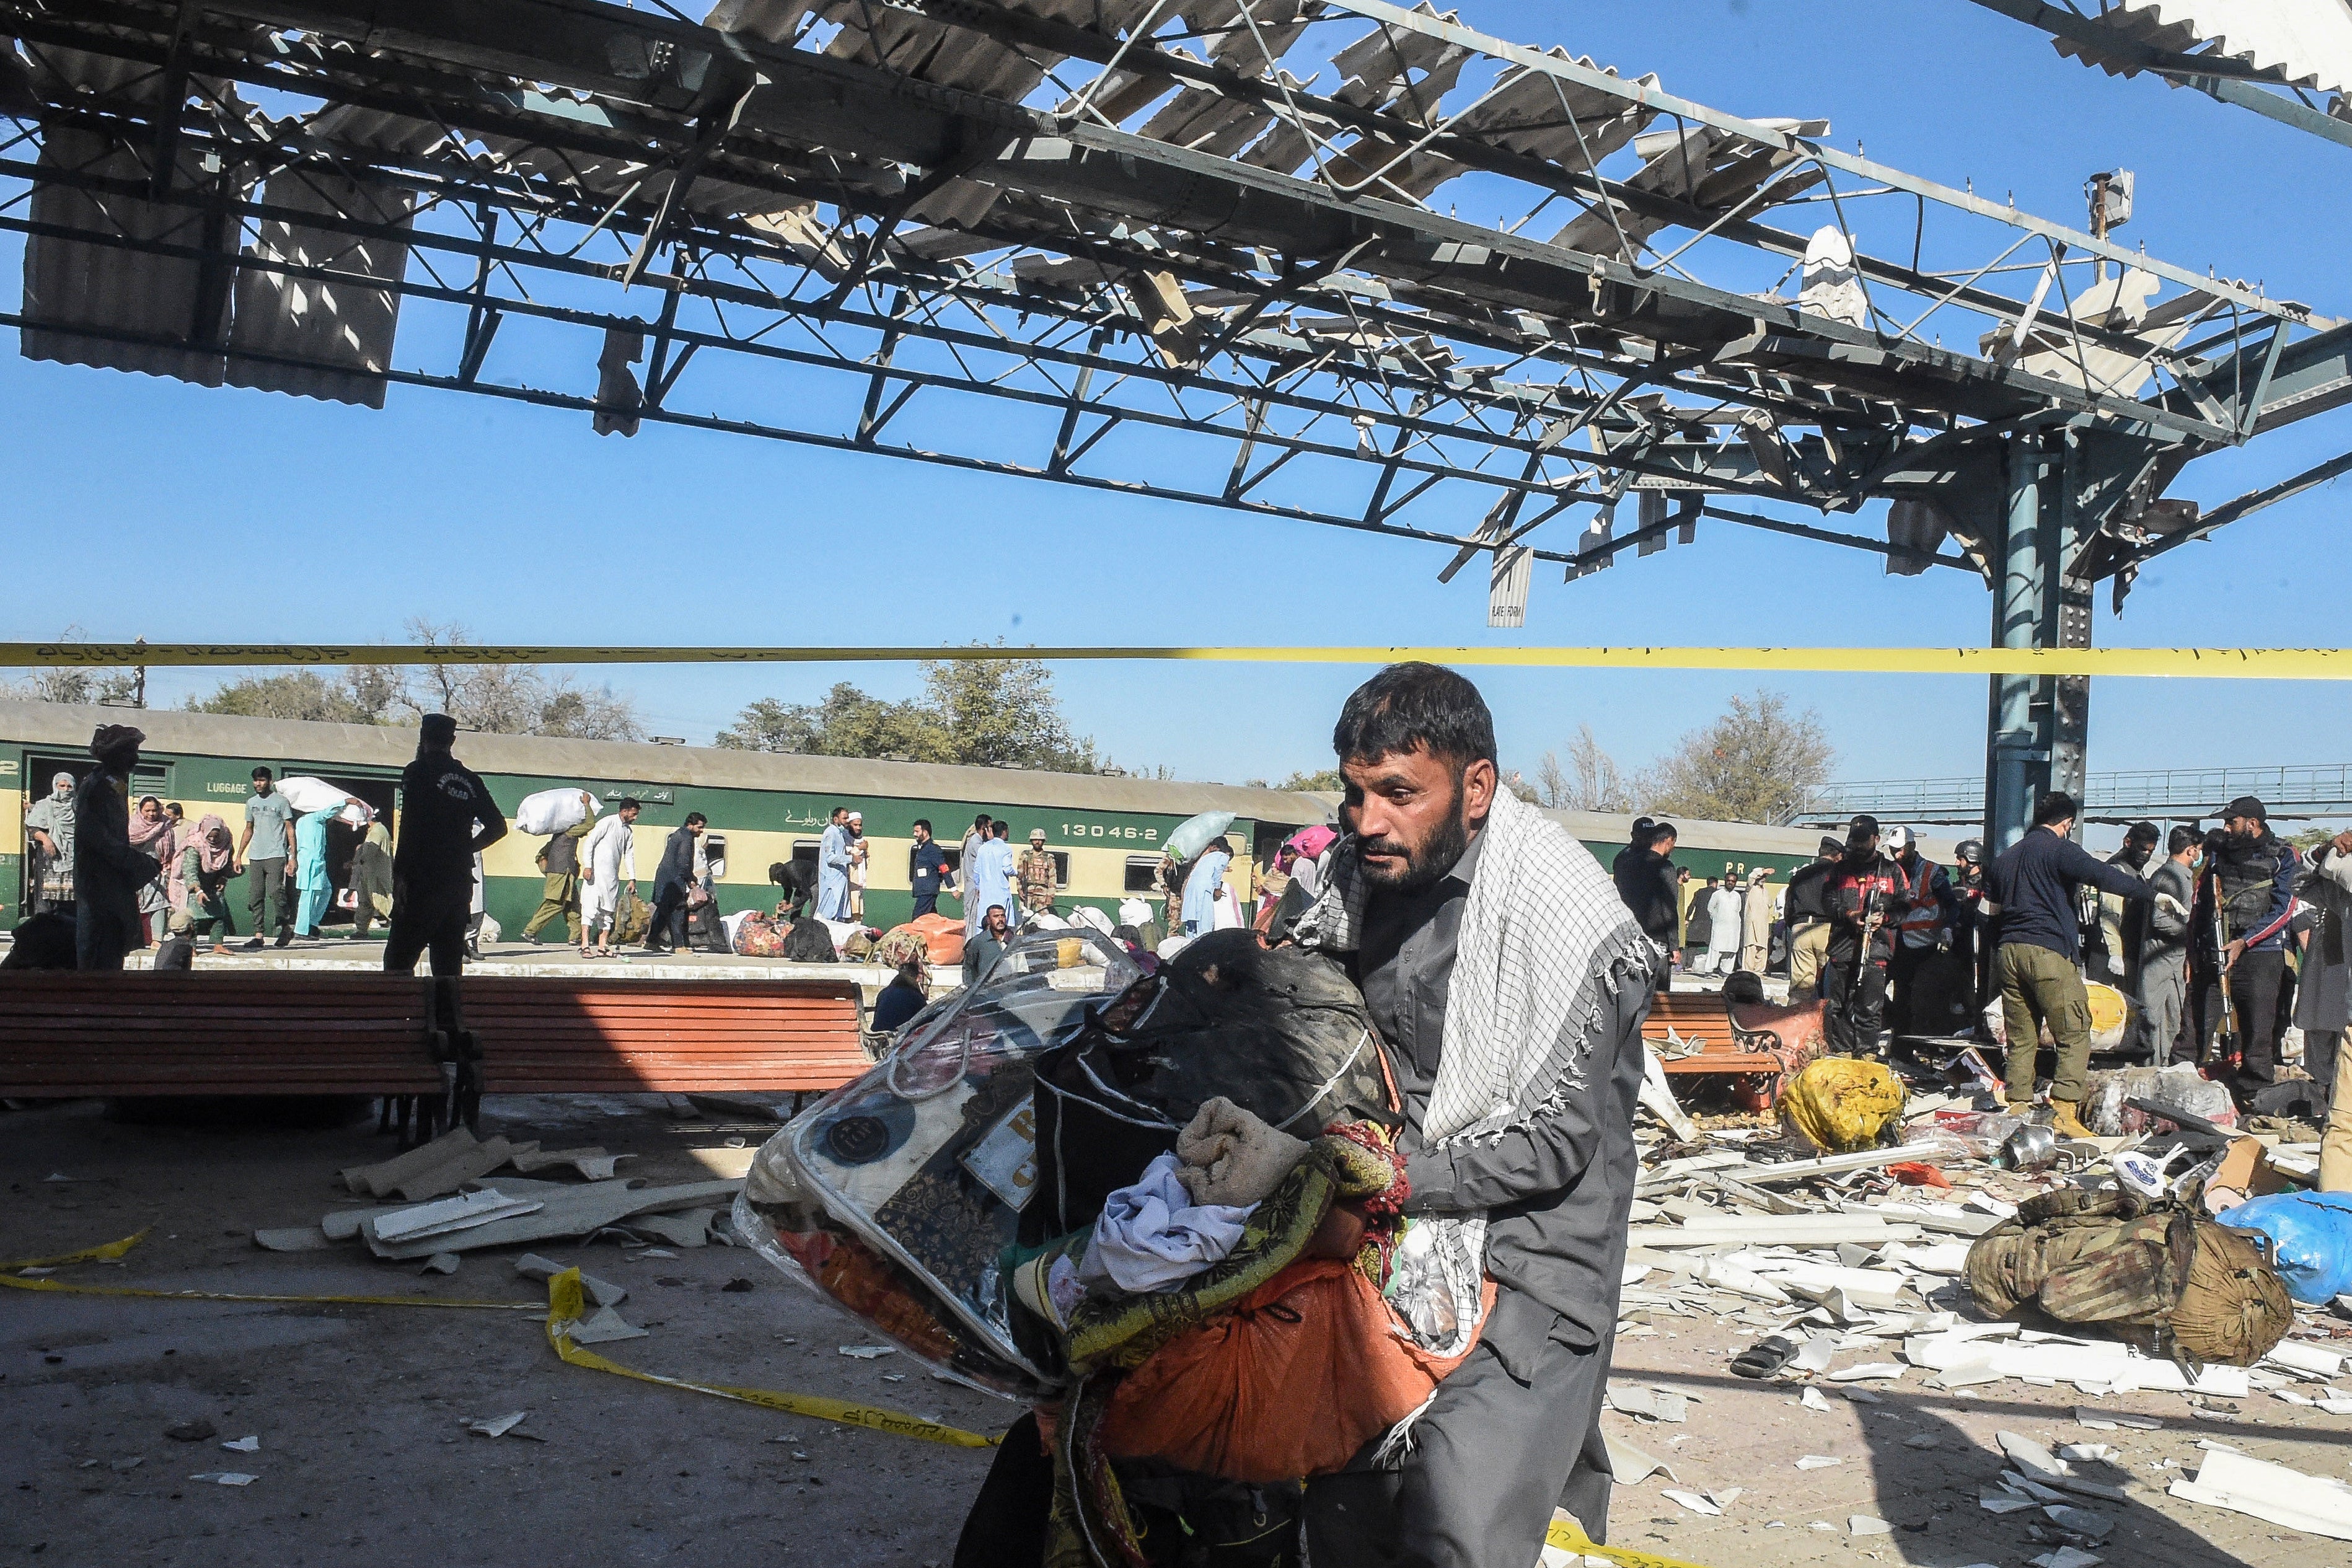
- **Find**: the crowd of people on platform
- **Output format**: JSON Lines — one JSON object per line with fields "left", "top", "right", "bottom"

{"left": 1610, "top": 794, "right": 2352, "bottom": 1168}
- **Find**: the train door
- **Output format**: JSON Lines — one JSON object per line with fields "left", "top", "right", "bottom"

{"left": 309, "top": 774, "right": 396, "bottom": 927}
{"left": 22, "top": 752, "right": 174, "bottom": 913}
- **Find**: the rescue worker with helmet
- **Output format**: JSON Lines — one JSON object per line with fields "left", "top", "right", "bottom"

{"left": 2172, "top": 795, "right": 2298, "bottom": 1097}
{"left": 1883, "top": 826, "right": 1967, "bottom": 1037}
{"left": 1823, "top": 814, "right": 1913, "bottom": 1058}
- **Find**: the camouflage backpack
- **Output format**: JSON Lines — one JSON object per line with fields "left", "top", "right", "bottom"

{"left": 1965, "top": 1187, "right": 2293, "bottom": 1367}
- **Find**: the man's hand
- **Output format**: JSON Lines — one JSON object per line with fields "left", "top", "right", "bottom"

{"left": 2223, "top": 937, "right": 2247, "bottom": 972}
{"left": 2333, "top": 830, "right": 2352, "bottom": 858}
{"left": 2154, "top": 892, "right": 2188, "bottom": 920}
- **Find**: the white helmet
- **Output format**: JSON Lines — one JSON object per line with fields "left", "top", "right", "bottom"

{"left": 1882, "top": 826, "right": 1913, "bottom": 857}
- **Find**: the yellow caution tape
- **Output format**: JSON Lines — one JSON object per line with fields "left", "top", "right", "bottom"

{"left": 540, "top": 1269, "right": 1000, "bottom": 1450}
{"left": 2, "top": 1226, "right": 152, "bottom": 1270}
{"left": 1545, "top": 1517, "right": 1717, "bottom": 1568}
{"left": 3, "top": 643, "right": 2350, "bottom": 680}
{"left": 0, "top": 1275, "right": 546, "bottom": 1310}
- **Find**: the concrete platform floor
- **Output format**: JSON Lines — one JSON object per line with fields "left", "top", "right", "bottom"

{"left": 6, "top": 1094, "right": 2350, "bottom": 1567}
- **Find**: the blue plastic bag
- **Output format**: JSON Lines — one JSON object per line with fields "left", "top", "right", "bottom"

{"left": 2218, "top": 1191, "right": 2352, "bottom": 1305}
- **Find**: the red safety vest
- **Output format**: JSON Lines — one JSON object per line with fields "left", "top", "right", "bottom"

{"left": 1896, "top": 857, "right": 1945, "bottom": 947}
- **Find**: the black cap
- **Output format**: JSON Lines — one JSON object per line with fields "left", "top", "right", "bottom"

{"left": 420, "top": 713, "right": 457, "bottom": 747}
{"left": 1848, "top": 814, "right": 1879, "bottom": 837}
{"left": 2221, "top": 795, "right": 2266, "bottom": 822}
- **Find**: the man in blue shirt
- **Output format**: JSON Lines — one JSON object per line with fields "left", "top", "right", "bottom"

{"left": 2170, "top": 795, "right": 2299, "bottom": 1091}
{"left": 1984, "top": 790, "right": 2171, "bottom": 1135}
{"left": 907, "top": 817, "right": 952, "bottom": 918}
{"left": 964, "top": 821, "right": 1016, "bottom": 938}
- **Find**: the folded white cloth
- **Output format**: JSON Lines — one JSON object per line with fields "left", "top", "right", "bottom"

{"left": 1078, "top": 1152, "right": 1254, "bottom": 1294}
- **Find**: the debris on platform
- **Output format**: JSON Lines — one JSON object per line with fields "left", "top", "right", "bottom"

{"left": 2168, "top": 1447, "right": 2352, "bottom": 1540}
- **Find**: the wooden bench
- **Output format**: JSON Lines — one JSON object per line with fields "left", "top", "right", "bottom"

{"left": 0, "top": 972, "right": 870, "bottom": 1139}
{"left": 462, "top": 977, "right": 870, "bottom": 1100}
{"left": 1647, "top": 987, "right": 1826, "bottom": 1108}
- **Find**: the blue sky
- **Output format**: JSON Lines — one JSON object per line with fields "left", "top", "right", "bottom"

{"left": 3, "top": 0, "right": 2346, "bottom": 797}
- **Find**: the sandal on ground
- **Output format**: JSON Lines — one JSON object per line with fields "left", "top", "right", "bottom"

{"left": 1731, "top": 1335, "right": 1800, "bottom": 1380}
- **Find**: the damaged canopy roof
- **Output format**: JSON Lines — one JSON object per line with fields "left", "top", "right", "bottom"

{"left": 1, "top": 0, "right": 2345, "bottom": 585}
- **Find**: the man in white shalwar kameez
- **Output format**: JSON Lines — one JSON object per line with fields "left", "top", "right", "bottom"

{"left": 580, "top": 799, "right": 642, "bottom": 956}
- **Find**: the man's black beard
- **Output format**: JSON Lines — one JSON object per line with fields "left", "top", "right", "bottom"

{"left": 1359, "top": 785, "right": 1470, "bottom": 894}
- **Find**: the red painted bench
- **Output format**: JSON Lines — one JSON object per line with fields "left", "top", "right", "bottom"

{"left": 0, "top": 972, "right": 870, "bottom": 1137}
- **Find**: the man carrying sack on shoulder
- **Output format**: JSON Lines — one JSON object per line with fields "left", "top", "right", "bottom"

{"left": 1293, "top": 663, "right": 1657, "bottom": 1566}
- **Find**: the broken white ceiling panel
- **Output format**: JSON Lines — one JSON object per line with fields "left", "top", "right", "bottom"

{"left": 2048, "top": 0, "right": 2352, "bottom": 99}
{"left": 1551, "top": 118, "right": 1831, "bottom": 257}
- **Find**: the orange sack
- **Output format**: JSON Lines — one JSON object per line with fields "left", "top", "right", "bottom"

{"left": 1097, "top": 1257, "right": 1488, "bottom": 1483}
{"left": 907, "top": 912, "right": 966, "bottom": 966}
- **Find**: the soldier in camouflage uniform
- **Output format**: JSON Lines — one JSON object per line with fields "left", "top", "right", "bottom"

{"left": 1018, "top": 829, "right": 1059, "bottom": 915}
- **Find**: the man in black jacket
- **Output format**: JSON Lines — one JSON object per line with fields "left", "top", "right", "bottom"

{"left": 1613, "top": 819, "right": 1681, "bottom": 985}
{"left": 645, "top": 812, "right": 707, "bottom": 954}
{"left": 2172, "top": 796, "right": 2298, "bottom": 1092}
{"left": 384, "top": 715, "right": 508, "bottom": 976}
{"left": 1782, "top": 835, "right": 1843, "bottom": 996}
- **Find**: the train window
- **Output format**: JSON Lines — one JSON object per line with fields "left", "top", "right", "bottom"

{"left": 791, "top": 840, "right": 821, "bottom": 868}
{"left": 1124, "top": 855, "right": 1161, "bottom": 893}
{"left": 1050, "top": 850, "right": 1070, "bottom": 887}
{"left": 941, "top": 848, "right": 961, "bottom": 874}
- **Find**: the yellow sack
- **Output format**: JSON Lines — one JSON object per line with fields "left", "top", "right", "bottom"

{"left": 1779, "top": 1059, "right": 1907, "bottom": 1152}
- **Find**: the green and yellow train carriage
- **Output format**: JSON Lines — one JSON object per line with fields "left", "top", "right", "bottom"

{"left": 0, "top": 698, "right": 1326, "bottom": 938}
{"left": 2, "top": 697, "right": 1890, "bottom": 943}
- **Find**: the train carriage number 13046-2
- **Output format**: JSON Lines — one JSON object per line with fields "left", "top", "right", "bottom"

{"left": 1058, "top": 823, "right": 1159, "bottom": 841}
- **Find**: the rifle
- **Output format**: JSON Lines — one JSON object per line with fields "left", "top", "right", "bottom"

{"left": 1846, "top": 872, "right": 1888, "bottom": 1013}
{"left": 2201, "top": 862, "right": 2240, "bottom": 1073}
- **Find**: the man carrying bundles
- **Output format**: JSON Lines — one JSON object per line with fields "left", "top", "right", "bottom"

{"left": 961, "top": 662, "right": 1655, "bottom": 1567}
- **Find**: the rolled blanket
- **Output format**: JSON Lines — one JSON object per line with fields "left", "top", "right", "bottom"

{"left": 1173, "top": 1097, "right": 1308, "bottom": 1208}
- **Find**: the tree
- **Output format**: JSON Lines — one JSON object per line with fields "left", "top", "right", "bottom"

{"left": 1644, "top": 689, "right": 1834, "bottom": 824}
{"left": 923, "top": 656, "right": 1099, "bottom": 772}
{"left": 716, "top": 683, "right": 943, "bottom": 759}
{"left": 2, "top": 625, "right": 144, "bottom": 707}
{"left": 1273, "top": 767, "right": 1344, "bottom": 791}
{"left": 192, "top": 669, "right": 391, "bottom": 725}
{"left": 1535, "top": 725, "right": 1636, "bottom": 811}
{"left": 182, "top": 619, "right": 643, "bottom": 741}
{"left": 715, "top": 651, "right": 1103, "bottom": 772}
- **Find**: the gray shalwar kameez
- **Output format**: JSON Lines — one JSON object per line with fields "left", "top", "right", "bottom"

{"left": 1304, "top": 832, "right": 1649, "bottom": 1568}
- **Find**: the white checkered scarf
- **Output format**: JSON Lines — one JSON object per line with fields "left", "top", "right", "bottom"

{"left": 1294, "top": 786, "right": 1656, "bottom": 1355}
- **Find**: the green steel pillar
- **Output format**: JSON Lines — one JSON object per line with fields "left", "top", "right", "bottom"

{"left": 1984, "top": 431, "right": 2094, "bottom": 854}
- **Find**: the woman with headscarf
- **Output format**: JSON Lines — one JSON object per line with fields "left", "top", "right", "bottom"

{"left": 350, "top": 818, "right": 394, "bottom": 941}
{"left": 22, "top": 770, "right": 76, "bottom": 912}
{"left": 178, "top": 814, "right": 238, "bottom": 953}
{"left": 128, "top": 796, "right": 175, "bottom": 945}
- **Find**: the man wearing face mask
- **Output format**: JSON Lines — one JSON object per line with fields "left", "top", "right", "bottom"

{"left": 1294, "top": 663, "right": 1657, "bottom": 1566}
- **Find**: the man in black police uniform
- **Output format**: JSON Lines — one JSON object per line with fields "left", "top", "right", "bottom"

{"left": 1303, "top": 663, "right": 1650, "bottom": 1567}
{"left": 383, "top": 715, "right": 508, "bottom": 976}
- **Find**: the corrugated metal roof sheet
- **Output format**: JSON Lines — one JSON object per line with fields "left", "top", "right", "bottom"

{"left": 2052, "top": 0, "right": 2352, "bottom": 98}
{"left": 223, "top": 108, "right": 445, "bottom": 407}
